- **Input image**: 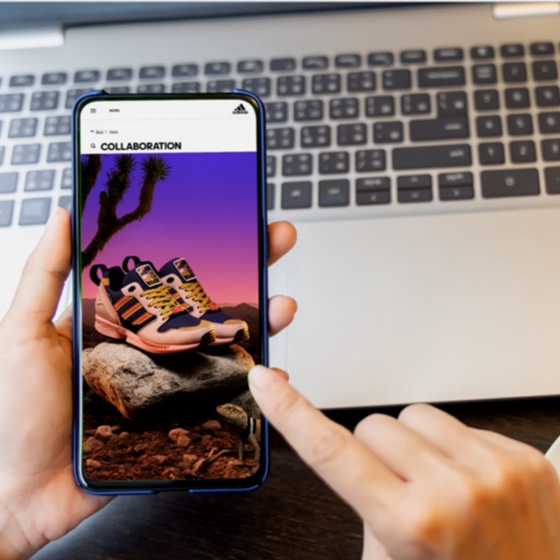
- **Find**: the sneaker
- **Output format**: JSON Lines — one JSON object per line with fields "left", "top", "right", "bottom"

{"left": 124, "top": 256, "right": 249, "bottom": 345}
{"left": 89, "top": 260, "right": 216, "bottom": 354}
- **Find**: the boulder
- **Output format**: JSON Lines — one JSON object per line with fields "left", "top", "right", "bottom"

{"left": 82, "top": 342, "right": 254, "bottom": 420}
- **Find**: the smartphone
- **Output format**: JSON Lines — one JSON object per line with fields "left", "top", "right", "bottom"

{"left": 72, "top": 91, "right": 268, "bottom": 494}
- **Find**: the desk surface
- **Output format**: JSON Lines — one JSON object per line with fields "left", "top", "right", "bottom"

{"left": 33, "top": 397, "right": 560, "bottom": 560}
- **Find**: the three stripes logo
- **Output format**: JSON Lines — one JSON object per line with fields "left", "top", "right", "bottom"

{"left": 232, "top": 103, "right": 248, "bottom": 115}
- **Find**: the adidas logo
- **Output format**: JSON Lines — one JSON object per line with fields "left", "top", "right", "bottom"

{"left": 232, "top": 103, "right": 248, "bottom": 115}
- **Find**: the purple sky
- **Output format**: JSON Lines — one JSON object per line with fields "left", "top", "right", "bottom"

{"left": 81, "top": 152, "right": 259, "bottom": 304}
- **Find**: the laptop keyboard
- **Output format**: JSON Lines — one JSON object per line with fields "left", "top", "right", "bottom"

{"left": 1, "top": 40, "right": 560, "bottom": 228}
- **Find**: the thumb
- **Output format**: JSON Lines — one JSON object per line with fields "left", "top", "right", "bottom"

{"left": 7, "top": 208, "right": 71, "bottom": 329}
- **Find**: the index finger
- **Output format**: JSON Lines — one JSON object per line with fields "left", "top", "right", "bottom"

{"left": 248, "top": 365, "right": 404, "bottom": 520}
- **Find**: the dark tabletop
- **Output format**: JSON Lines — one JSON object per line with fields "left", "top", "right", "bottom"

{"left": 33, "top": 396, "right": 560, "bottom": 560}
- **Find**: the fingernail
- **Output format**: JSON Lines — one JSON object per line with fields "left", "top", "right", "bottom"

{"left": 249, "top": 365, "right": 285, "bottom": 392}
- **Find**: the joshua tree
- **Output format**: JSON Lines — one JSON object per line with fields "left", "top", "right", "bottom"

{"left": 80, "top": 154, "right": 102, "bottom": 218}
{"left": 82, "top": 154, "right": 170, "bottom": 268}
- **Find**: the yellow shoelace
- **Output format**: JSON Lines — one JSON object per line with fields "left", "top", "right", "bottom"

{"left": 142, "top": 285, "right": 182, "bottom": 319}
{"left": 180, "top": 281, "right": 216, "bottom": 314}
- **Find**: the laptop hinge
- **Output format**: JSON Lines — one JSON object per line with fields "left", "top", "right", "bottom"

{"left": 493, "top": 2, "right": 560, "bottom": 19}
{"left": 0, "top": 25, "right": 64, "bottom": 51}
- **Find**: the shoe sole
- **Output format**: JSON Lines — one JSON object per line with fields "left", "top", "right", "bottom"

{"left": 210, "top": 325, "right": 250, "bottom": 346}
{"left": 94, "top": 315, "right": 214, "bottom": 354}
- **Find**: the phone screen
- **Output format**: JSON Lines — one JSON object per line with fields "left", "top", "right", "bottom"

{"left": 74, "top": 95, "right": 267, "bottom": 491}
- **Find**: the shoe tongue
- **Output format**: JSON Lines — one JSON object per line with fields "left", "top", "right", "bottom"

{"left": 123, "top": 262, "right": 162, "bottom": 290}
{"left": 172, "top": 258, "right": 197, "bottom": 282}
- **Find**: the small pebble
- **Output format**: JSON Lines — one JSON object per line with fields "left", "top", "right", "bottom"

{"left": 83, "top": 437, "right": 104, "bottom": 455}
{"left": 176, "top": 435, "right": 192, "bottom": 448}
{"left": 168, "top": 427, "right": 190, "bottom": 443}
{"left": 202, "top": 420, "right": 222, "bottom": 431}
{"left": 95, "top": 425, "right": 113, "bottom": 441}
{"left": 86, "top": 459, "right": 101, "bottom": 469}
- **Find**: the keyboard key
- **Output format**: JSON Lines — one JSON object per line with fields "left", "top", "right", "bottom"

{"left": 301, "top": 125, "right": 331, "bottom": 148}
{"left": 319, "top": 179, "right": 350, "bottom": 207}
{"left": 43, "top": 115, "right": 70, "bottom": 137}
{"left": 478, "top": 142, "right": 505, "bottom": 165}
{"left": 65, "top": 89, "right": 91, "bottom": 109}
{"left": 171, "top": 82, "right": 200, "bottom": 93}
{"left": 0, "top": 147, "right": 4, "bottom": 166}
{"left": 0, "top": 172, "right": 18, "bottom": 193}
{"left": 400, "top": 50, "right": 426, "bottom": 64}
{"left": 0, "top": 94, "right": 24, "bottom": 113}
{"left": 337, "top": 123, "right": 367, "bottom": 145}
{"left": 402, "top": 93, "right": 430, "bottom": 115}
{"left": 172, "top": 64, "right": 198, "bottom": 77}
{"left": 104, "top": 86, "right": 131, "bottom": 94}
{"left": 476, "top": 115, "right": 502, "bottom": 137}
{"left": 438, "top": 172, "right": 474, "bottom": 201}
{"left": 265, "top": 102, "right": 288, "bottom": 123}
{"left": 140, "top": 66, "right": 166, "bottom": 79}
{"left": 335, "top": 54, "right": 361, "bottom": 68}
{"left": 282, "top": 154, "right": 312, "bottom": 176}
{"left": 30, "top": 91, "right": 59, "bottom": 111}
{"left": 373, "top": 121, "right": 403, "bottom": 143}
{"left": 329, "top": 97, "right": 359, "bottom": 119}
{"left": 267, "top": 156, "right": 276, "bottom": 178}
{"left": 47, "top": 141, "right": 71, "bottom": 163}
{"left": 107, "top": 68, "right": 133, "bottom": 81}
{"left": 347, "top": 71, "right": 376, "bottom": 93}
{"left": 206, "top": 80, "right": 235, "bottom": 92}
{"left": 382, "top": 69, "right": 411, "bottom": 90}
{"left": 137, "top": 84, "right": 166, "bottom": 93}
{"left": 481, "top": 169, "right": 539, "bottom": 197}
{"left": 355, "top": 149, "right": 386, "bottom": 172}
{"left": 267, "top": 127, "right": 294, "bottom": 150}
{"left": 393, "top": 144, "right": 471, "bottom": 169}
{"left": 356, "top": 177, "right": 391, "bottom": 205}
{"left": 545, "top": 167, "right": 560, "bottom": 193}
{"left": 267, "top": 183, "right": 275, "bottom": 210}
{"left": 24, "top": 170, "right": 54, "bottom": 191}
{"left": 502, "top": 62, "right": 527, "bottom": 83}
{"left": 19, "top": 198, "right": 51, "bottom": 225}
{"left": 368, "top": 52, "right": 393, "bottom": 66}
{"left": 41, "top": 72, "right": 67, "bottom": 85}
{"left": 418, "top": 66, "right": 465, "bottom": 88}
{"left": 0, "top": 200, "right": 14, "bottom": 227}
{"left": 281, "top": 181, "right": 311, "bottom": 209}
{"left": 500, "top": 44, "right": 524, "bottom": 58}
{"left": 9, "top": 75, "right": 34, "bottom": 87}
{"left": 397, "top": 176, "right": 433, "bottom": 203}
{"left": 472, "top": 64, "right": 497, "bottom": 85}
{"left": 11, "top": 144, "right": 40, "bottom": 165}
{"left": 434, "top": 47, "right": 464, "bottom": 62}
{"left": 471, "top": 46, "right": 495, "bottom": 60}
{"left": 61, "top": 167, "right": 72, "bottom": 189}
{"left": 74, "top": 70, "right": 100, "bottom": 83}
{"left": 530, "top": 42, "right": 554, "bottom": 56}
{"left": 58, "top": 196, "right": 72, "bottom": 213}
{"left": 538, "top": 112, "right": 560, "bottom": 134}
{"left": 237, "top": 60, "right": 263, "bottom": 74}
{"left": 303, "top": 56, "right": 328, "bottom": 70}
{"left": 436, "top": 91, "right": 467, "bottom": 117}
{"left": 507, "top": 114, "right": 533, "bottom": 136}
{"left": 318, "top": 151, "right": 349, "bottom": 174}
{"left": 532, "top": 60, "right": 558, "bottom": 81}
{"left": 474, "top": 89, "right": 500, "bottom": 111}
{"left": 510, "top": 140, "right": 536, "bottom": 163}
{"left": 398, "top": 174, "right": 431, "bottom": 189}
{"left": 536, "top": 86, "right": 560, "bottom": 107}
{"left": 365, "top": 95, "right": 395, "bottom": 117}
{"left": 505, "top": 87, "right": 530, "bottom": 109}
{"left": 541, "top": 139, "right": 560, "bottom": 161}
{"left": 409, "top": 117, "right": 469, "bottom": 141}
{"left": 9, "top": 118, "right": 37, "bottom": 138}
{"left": 277, "top": 75, "right": 305, "bottom": 96}
{"left": 242, "top": 77, "right": 270, "bottom": 97}
{"left": 270, "top": 58, "right": 296, "bottom": 72}
{"left": 312, "top": 73, "right": 341, "bottom": 94}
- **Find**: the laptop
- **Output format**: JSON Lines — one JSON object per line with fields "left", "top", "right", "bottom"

{"left": 2, "top": 1, "right": 560, "bottom": 409}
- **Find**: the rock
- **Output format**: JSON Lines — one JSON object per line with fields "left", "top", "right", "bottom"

{"left": 162, "top": 467, "right": 179, "bottom": 479}
{"left": 201, "top": 419, "right": 222, "bottom": 431}
{"left": 118, "top": 431, "right": 130, "bottom": 439}
{"left": 151, "top": 455, "right": 168, "bottom": 465}
{"left": 168, "top": 427, "right": 190, "bottom": 443}
{"left": 95, "top": 425, "right": 112, "bottom": 441}
{"left": 176, "top": 435, "right": 192, "bottom": 448}
{"left": 82, "top": 342, "right": 254, "bottom": 420}
{"left": 133, "top": 443, "right": 148, "bottom": 454}
{"left": 86, "top": 459, "right": 101, "bottom": 469}
{"left": 182, "top": 454, "right": 198, "bottom": 467}
{"left": 83, "top": 437, "right": 104, "bottom": 455}
{"left": 111, "top": 424, "right": 123, "bottom": 433}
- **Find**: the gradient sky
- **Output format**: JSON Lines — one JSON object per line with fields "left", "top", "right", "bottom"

{"left": 81, "top": 152, "right": 259, "bottom": 304}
